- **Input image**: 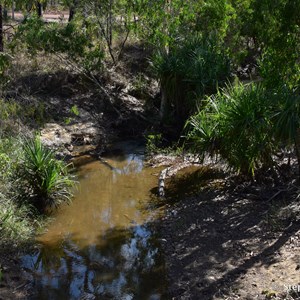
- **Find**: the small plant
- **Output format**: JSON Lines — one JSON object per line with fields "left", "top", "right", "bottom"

{"left": 0, "top": 52, "right": 10, "bottom": 78}
{"left": 65, "top": 105, "right": 80, "bottom": 125}
{"left": 0, "top": 197, "right": 33, "bottom": 243}
{"left": 17, "top": 136, "right": 75, "bottom": 213}
{"left": 146, "top": 133, "right": 163, "bottom": 154}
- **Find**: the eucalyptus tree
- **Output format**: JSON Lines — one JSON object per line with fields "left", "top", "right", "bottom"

{"left": 77, "top": 0, "right": 138, "bottom": 65}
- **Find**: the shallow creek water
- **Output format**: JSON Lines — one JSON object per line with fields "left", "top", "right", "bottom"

{"left": 22, "top": 141, "right": 166, "bottom": 300}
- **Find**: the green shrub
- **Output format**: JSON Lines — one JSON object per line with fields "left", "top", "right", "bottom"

{"left": 0, "top": 138, "right": 34, "bottom": 247}
{"left": 0, "top": 196, "right": 34, "bottom": 245}
{"left": 0, "top": 53, "right": 10, "bottom": 77}
{"left": 186, "top": 82, "right": 276, "bottom": 176}
{"left": 13, "top": 16, "right": 104, "bottom": 72}
{"left": 0, "top": 98, "right": 47, "bottom": 134}
{"left": 17, "top": 136, "right": 75, "bottom": 212}
{"left": 272, "top": 86, "right": 300, "bottom": 174}
{"left": 146, "top": 133, "right": 163, "bottom": 154}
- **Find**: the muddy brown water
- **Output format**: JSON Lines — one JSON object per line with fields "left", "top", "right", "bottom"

{"left": 22, "top": 141, "right": 167, "bottom": 300}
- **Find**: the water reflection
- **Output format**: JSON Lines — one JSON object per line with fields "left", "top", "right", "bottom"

{"left": 22, "top": 141, "right": 166, "bottom": 299}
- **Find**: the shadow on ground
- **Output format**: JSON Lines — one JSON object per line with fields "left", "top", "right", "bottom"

{"left": 160, "top": 168, "right": 300, "bottom": 299}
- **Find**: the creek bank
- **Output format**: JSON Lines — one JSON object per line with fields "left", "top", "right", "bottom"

{"left": 0, "top": 247, "right": 35, "bottom": 300}
{"left": 156, "top": 162, "right": 300, "bottom": 300}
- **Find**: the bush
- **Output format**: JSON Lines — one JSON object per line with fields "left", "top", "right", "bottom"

{"left": 12, "top": 16, "right": 104, "bottom": 72}
{"left": 186, "top": 82, "right": 276, "bottom": 176}
{"left": 151, "top": 35, "right": 231, "bottom": 126}
{"left": 17, "top": 136, "right": 75, "bottom": 212}
{"left": 0, "top": 53, "right": 10, "bottom": 77}
{"left": 0, "top": 196, "right": 34, "bottom": 246}
{"left": 0, "top": 137, "right": 34, "bottom": 247}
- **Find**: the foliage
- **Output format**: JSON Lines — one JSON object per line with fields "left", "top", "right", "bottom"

{"left": 0, "top": 196, "right": 34, "bottom": 244}
{"left": 146, "top": 133, "right": 163, "bottom": 154}
{"left": 17, "top": 136, "right": 75, "bottom": 212}
{"left": 151, "top": 35, "right": 231, "bottom": 125}
{"left": 272, "top": 86, "right": 300, "bottom": 145}
{"left": 135, "top": 0, "right": 237, "bottom": 50}
{"left": 249, "top": 0, "right": 300, "bottom": 87}
{"left": 0, "top": 137, "right": 34, "bottom": 247}
{"left": 75, "top": 0, "right": 137, "bottom": 65}
{"left": 0, "top": 98, "right": 47, "bottom": 132}
{"left": 0, "top": 52, "right": 10, "bottom": 76}
{"left": 186, "top": 82, "right": 276, "bottom": 176}
{"left": 13, "top": 16, "right": 104, "bottom": 72}
{"left": 0, "top": 52, "right": 11, "bottom": 86}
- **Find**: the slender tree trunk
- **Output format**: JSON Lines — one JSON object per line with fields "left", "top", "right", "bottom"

{"left": 68, "top": 0, "right": 78, "bottom": 22}
{"left": 108, "top": 0, "right": 113, "bottom": 47}
{"left": 68, "top": 7, "right": 74, "bottom": 22}
{"left": 36, "top": 2, "right": 42, "bottom": 17}
{"left": 3, "top": 7, "right": 7, "bottom": 21}
{"left": 160, "top": 86, "right": 167, "bottom": 121}
{"left": 0, "top": 5, "right": 3, "bottom": 52}
{"left": 294, "top": 128, "right": 300, "bottom": 181}
{"left": 12, "top": 1, "right": 15, "bottom": 20}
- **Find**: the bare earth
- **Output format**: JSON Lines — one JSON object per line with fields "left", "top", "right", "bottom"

{"left": 8, "top": 11, "right": 69, "bottom": 22}
{"left": 160, "top": 167, "right": 300, "bottom": 300}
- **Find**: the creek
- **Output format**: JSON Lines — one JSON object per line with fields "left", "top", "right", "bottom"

{"left": 21, "top": 140, "right": 166, "bottom": 300}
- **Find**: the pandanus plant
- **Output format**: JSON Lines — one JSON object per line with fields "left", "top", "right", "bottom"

{"left": 272, "top": 86, "right": 300, "bottom": 176}
{"left": 18, "top": 136, "right": 75, "bottom": 212}
{"left": 186, "top": 82, "right": 275, "bottom": 176}
{"left": 186, "top": 82, "right": 300, "bottom": 178}
{"left": 151, "top": 35, "right": 230, "bottom": 127}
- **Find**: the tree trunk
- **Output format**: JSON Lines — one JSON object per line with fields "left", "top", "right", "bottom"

{"left": 159, "top": 86, "right": 168, "bottom": 121}
{"left": 108, "top": 0, "right": 113, "bottom": 47}
{"left": 294, "top": 128, "right": 300, "bottom": 181}
{"left": 68, "top": 7, "right": 74, "bottom": 22}
{"left": 12, "top": 1, "right": 15, "bottom": 20}
{"left": 68, "top": 0, "right": 78, "bottom": 22}
{"left": 3, "top": 7, "right": 7, "bottom": 21}
{"left": 0, "top": 5, "right": 3, "bottom": 52}
{"left": 36, "top": 2, "right": 42, "bottom": 17}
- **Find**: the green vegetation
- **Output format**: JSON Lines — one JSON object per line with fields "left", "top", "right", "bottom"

{"left": 0, "top": 97, "right": 74, "bottom": 247}
{"left": 151, "top": 35, "right": 230, "bottom": 125}
{"left": 0, "top": 134, "right": 74, "bottom": 246}
{"left": 186, "top": 82, "right": 300, "bottom": 177}
{"left": 0, "top": 196, "right": 34, "bottom": 244}
{"left": 13, "top": 16, "right": 104, "bottom": 72}
{"left": 0, "top": 0, "right": 299, "bottom": 257}
{"left": 0, "top": 136, "right": 34, "bottom": 247}
{"left": 17, "top": 136, "right": 75, "bottom": 212}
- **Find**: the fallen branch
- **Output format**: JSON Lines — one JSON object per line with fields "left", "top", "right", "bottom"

{"left": 158, "top": 166, "right": 171, "bottom": 198}
{"left": 158, "top": 161, "right": 201, "bottom": 198}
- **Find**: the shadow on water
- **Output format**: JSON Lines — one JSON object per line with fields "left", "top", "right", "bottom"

{"left": 166, "top": 166, "right": 225, "bottom": 201}
{"left": 149, "top": 166, "right": 226, "bottom": 208}
{"left": 22, "top": 140, "right": 167, "bottom": 300}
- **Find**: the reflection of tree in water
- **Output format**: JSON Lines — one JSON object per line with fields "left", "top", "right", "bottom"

{"left": 21, "top": 146, "right": 165, "bottom": 299}
{"left": 22, "top": 224, "right": 164, "bottom": 299}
